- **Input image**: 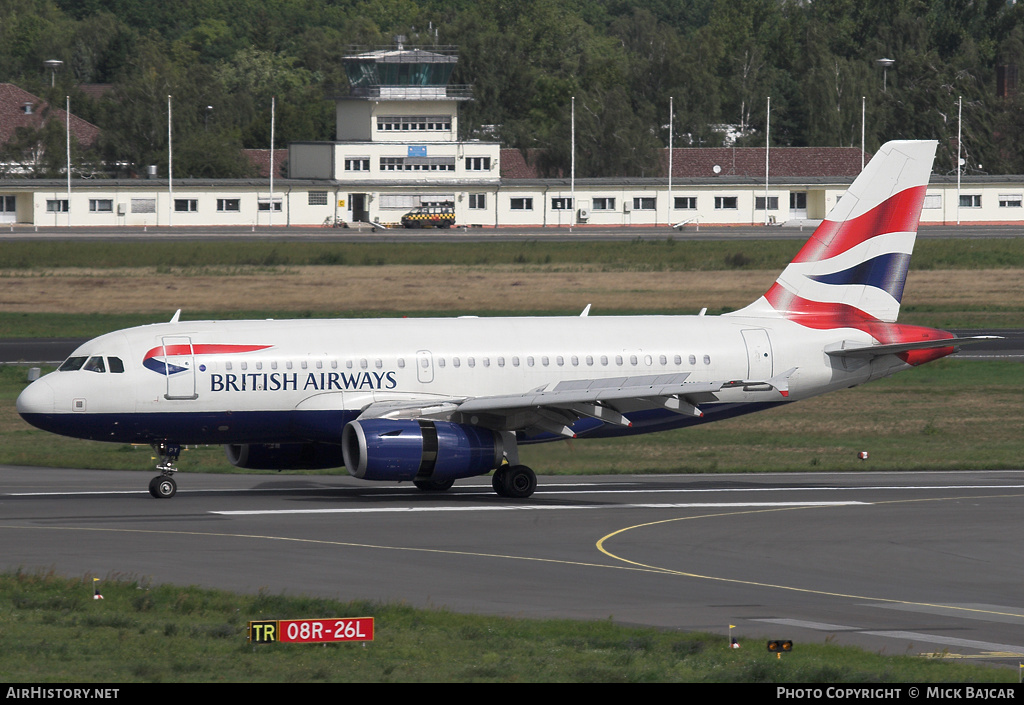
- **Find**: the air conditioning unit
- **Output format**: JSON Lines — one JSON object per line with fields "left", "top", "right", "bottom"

{"left": 577, "top": 208, "right": 590, "bottom": 220}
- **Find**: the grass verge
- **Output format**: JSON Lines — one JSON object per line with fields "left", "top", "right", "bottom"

{"left": 0, "top": 570, "right": 1013, "bottom": 683}
{"left": 3, "top": 237, "right": 1024, "bottom": 270}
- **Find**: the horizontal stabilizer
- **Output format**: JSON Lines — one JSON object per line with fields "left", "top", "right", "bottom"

{"left": 825, "top": 336, "right": 1000, "bottom": 359}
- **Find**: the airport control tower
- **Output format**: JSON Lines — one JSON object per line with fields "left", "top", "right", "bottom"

{"left": 289, "top": 45, "right": 500, "bottom": 225}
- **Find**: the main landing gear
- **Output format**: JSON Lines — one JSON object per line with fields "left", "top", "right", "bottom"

{"left": 149, "top": 443, "right": 180, "bottom": 499}
{"left": 492, "top": 464, "right": 537, "bottom": 498}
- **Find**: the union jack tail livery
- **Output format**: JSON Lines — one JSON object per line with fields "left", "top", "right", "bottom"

{"left": 736, "top": 140, "right": 937, "bottom": 326}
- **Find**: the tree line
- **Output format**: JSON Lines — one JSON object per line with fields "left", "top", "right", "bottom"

{"left": 2, "top": 0, "right": 1024, "bottom": 178}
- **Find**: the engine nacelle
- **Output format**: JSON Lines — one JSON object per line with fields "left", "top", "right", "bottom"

{"left": 225, "top": 442, "right": 345, "bottom": 470}
{"left": 342, "top": 419, "right": 504, "bottom": 482}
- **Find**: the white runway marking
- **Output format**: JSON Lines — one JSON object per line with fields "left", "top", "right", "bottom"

{"left": 753, "top": 618, "right": 862, "bottom": 631}
{"left": 754, "top": 619, "right": 1024, "bottom": 655}
{"left": 860, "top": 631, "right": 1024, "bottom": 655}
{"left": 210, "top": 501, "right": 867, "bottom": 516}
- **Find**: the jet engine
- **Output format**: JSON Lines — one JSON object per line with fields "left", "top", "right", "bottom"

{"left": 225, "top": 442, "right": 346, "bottom": 470}
{"left": 342, "top": 418, "right": 504, "bottom": 482}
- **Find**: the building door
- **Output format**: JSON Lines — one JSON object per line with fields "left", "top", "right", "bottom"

{"left": 789, "top": 192, "right": 807, "bottom": 220}
{"left": 350, "top": 193, "right": 368, "bottom": 222}
{"left": 0, "top": 195, "right": 15, "bottom": 223}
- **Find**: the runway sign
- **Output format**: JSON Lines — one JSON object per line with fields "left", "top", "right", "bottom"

{"left": 249, "top": 618, "right": 374, "bottom": 644}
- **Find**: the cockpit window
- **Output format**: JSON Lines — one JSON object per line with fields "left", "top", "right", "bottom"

{"left": 59, "top": 356, "right": 87, "bottom": 371}
{"left": 108, "top": 357, "right": 125, "bottom": 373}
{"left": 83, "top": 356, "right": 106, "bottom": 373}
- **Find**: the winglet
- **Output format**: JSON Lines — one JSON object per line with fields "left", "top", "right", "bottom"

{"left": 580, "top": 304, "right": 591, "bottom": 317}
{"left": 170, "top": 309, "right": 181, "bottom": 324}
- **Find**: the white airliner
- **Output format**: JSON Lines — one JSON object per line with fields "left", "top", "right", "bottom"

{"left": 17, "top": 140, "right": 987, "bottom": 499}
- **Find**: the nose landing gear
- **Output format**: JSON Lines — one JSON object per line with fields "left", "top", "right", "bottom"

{"left": 149, "top": 443, "right": 180, "bottom": 498}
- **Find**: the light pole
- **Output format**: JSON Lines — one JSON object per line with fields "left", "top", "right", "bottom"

{"left": 204, "top": 105, "right": 213, "bottom": 131}
{"left": 43, "top": 59, "right": 63, "bottom": 87}
{"left": 877, "top": 58, "right": 895, "bottom": 93}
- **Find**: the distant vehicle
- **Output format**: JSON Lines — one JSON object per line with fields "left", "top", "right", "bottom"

{"left": 401, "top": 201, "right": 455, "bottom": 229}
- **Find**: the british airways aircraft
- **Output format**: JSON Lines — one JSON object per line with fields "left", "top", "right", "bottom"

{"left": 17, "top": 140, "right": 985, "bottom": 499}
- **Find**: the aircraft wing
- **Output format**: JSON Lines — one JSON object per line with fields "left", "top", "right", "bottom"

{"left": 356, "top": 370, "right": 797, "bottom": 437}
{"left": 825, "top": 336, "right": 1001, "bottom": 359}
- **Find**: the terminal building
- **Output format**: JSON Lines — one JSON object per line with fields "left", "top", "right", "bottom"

{"left": 1, "top": 50, "right": 1023, "bottom": 229}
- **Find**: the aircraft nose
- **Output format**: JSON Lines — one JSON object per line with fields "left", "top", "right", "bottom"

{"left": 17, "top": 378, "right": 55, "bottom": 417}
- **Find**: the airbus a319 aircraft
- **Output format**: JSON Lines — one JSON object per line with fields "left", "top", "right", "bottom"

{"left": 17, "top": 140, "right": 986, "bottom": 499}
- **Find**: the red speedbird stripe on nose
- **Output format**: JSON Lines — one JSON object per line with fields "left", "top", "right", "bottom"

{"left": 791, "top": 185, "right": 926, "bottom": 264}
{"left": 144, "top": 344, "right": 272, "bottom": 359}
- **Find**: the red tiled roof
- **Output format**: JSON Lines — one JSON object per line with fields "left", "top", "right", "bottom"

{"left": 501, "top": 146, "right": 869, "bottom": 179}
{"left": 664, "top": 146, "right": 867, "bottom": 178}
{"left": 0, "top": 83, "right": 100, "bottom": 149}
{"left": 244, "top": 149, "right": 288, "bottom": 178}
{"left": 500, "top": 148, "right": 539, "bottom": 178}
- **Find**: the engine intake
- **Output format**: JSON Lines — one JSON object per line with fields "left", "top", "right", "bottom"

{"left": 342, "top": 419, "right": 504, "bottom": 482}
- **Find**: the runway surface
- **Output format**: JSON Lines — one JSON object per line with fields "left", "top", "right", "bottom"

{"left": 3, "top": 466, "right": 1024, "bottom": 664}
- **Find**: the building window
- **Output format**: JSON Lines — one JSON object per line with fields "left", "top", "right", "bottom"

{"left": 308, "top": 191, "right": 328, "bottom": 206}
{"left": 131, "top": 198, "right": 156, "bottom": 213}
{"left": 551, "top": 197, "right": 573, "bottom": 210}
{"left": 592, "top": 197, "right": 616, "bottom": 210}
{"left": 89, "top": 199, "right": 113, "bottom": 212}
{"left": 46, "top": 200, "right": 69, "bottom": 212}
{"left": 174, "top": 199, "right": 198, "bottom": 212}
{"left": 466, "top": 156, "right": 491, "bottom": 171}
{"left": 715, "top": 196, "right": 738, "bottom": 210}
{"left": 790, "top": 192, "right": 807, "bottom": 209}
{"left": 377, "top": 116, "right": 451, "bottom": 131}
{"left": 674, "top": 196, "right": 697, "bottom": 209}
{"left": 345, "top": 158, "right": 370, "bottom": 171}
{"left": 632, "top": 197, "right": 656, "bottom": 210}
{"left": 380, "top": 194, "right": 421, "bottom": 209}
{"left": 258, "top": 198, "right": 282, "bottom": 211}
{"left": 923, "top": 194, "right": 942, "bottom": 209}
{"left": 755, "top": 196, "right": 779, "bottom": 210}
{"left": 510, "top": 198, "right": 533, "bottom": 210}
{"left": 469, "top": 193, "right": 486, "bottom": 210}
{"left": 217, "top": 198, "right": 240, "bottom": 212}
{"left": 999, "top": 194, "right": 1022, "bottom": 208}
{"left": 380, "top": 157, "right": 454, "bottom": 171}
{"left": 959, "top": 194, "right": 981, "bottom": 208}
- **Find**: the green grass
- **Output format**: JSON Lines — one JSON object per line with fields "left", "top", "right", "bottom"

{"left": 2, "top": 359, "right": 1022, "bottom": 475}
{"left": 3, "top": 237, "right": 1024, "bottom": 271}
{"left": 0, "top": 570, "right": 1012, "bottom": 683}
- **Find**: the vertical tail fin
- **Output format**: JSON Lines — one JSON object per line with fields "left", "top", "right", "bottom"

{"left": 734, "top": 140, "right": 938, "bottom": 325}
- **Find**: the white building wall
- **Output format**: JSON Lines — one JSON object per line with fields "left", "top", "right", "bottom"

{"left": 331, "top": 141, "right": 501, "bottom": 182}
{"left": 6, "top": 178, "right": 1024, "bottom": 228}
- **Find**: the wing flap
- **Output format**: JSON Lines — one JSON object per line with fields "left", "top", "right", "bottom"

{"left": 455, "top": 374, "right": 725, "bottom": 413}
{"left": 353, "top": 369, "right": 798, "bottom": 432}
